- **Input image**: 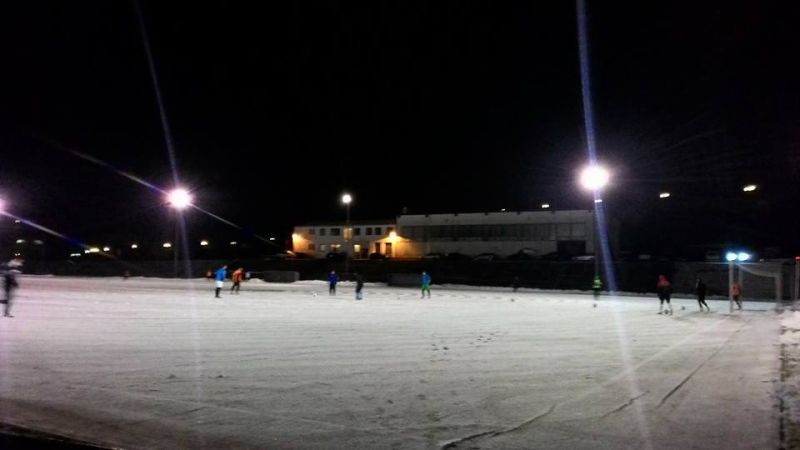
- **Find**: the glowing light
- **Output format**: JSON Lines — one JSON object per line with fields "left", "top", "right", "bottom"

{"left": 269, "top": 237, "right": 276, "bottom": 241}
{"left": 103, "top": 246, "right": 111, "bottom": 252}
{"left": 291, "top": 233, "right": 300, "bottom": 240}
{"left": 88, "top": 247, "right": 100, "bottom": 253}
{"left": 659, "top": 192, "right": 670, "bottom": 199}
{"left": 14, "top": 220, "right": 20, "bottom": 224}
{"left": 501, "top": 208, "right": 506, "bottom": 212}
{"left": 13, "top": 253, "right": 20, "bottom": 257}
{"left": 131, "top": 244, "right": 138, "bottom": 249}
{"left": 594, "top": 199, "right": 603, "bottom": 204}
{"left": 579, "top": 165, "right": 610, "bottom": 191}
{"left": 69, "top": 253, "right": 81, "bottom": 257}
{"left": 743, "top": 184, "right": 757, "bottom": 192}
{"left": 166, "top": 188, "right": 192, "bottom": 209}
{"left": 33, "top": 240, "right": 43, "bottom": 245}
{"left": 162, "top": 242, "right": 172, "bottom": 248}
{"left": 541, "top": 203, "right": 550, "bottom": 209}
{"left": 229, "top": 241, "right": 237, "bottom": 246}
{"left": 200, "top": 240, "right": 209, "bottom": 246}
{"left": 341, "top": 193, "right": 352, "bottom": 205}
{"left": 15, "top": 239, "right": 25, "bottom": 244}
{"left": 389, "top": 231, "right": 398, "bottom": 241}
{"left": 725, "top": 252, "right": 738, "bottom": 262}
{"left": 737, "top": 252, "right": 751, "bottom": 262}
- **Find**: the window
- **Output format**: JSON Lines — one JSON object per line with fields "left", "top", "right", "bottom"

{"left": 354, "top": 228, "right": 361, "bottom": 236}
{"left": 320, "top": 244, "right": 327, "bottom": 251}
{"left": 308, "top": 243, "right": 315, "bottom": 251}
{"left": 330, "top": 244, "right": 341, "bottom": 251}
{"left": 571, "top": 223, "right": 586, "bottom": 238}
{"left": 320, "top": 228, "right": 326, "bottom": 236}
{"left": 330, "top": 228, "right": 341, "bottom": 236}
{"left": 374, "top": 227, "right": 382, "bottom": 235}
{"left": 366, "top": 227, "right": 373, "bottom": 235}
{"left": 557, "top": 223, "right": 571, "bottom": 239}
{"left": 308, "top": 228, "right": 316, "bottom": 235}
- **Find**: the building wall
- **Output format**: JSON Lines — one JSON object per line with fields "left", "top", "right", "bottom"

{"left": 292, "top": 222, "right": 398, "bottom": 258}
{"left": 397, "top": 210, "right": 594, "bottom": 258}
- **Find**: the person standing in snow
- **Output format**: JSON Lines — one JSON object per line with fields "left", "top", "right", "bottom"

{"left": 214, "top": 265, "right": 227, "bottom": 298}
{"left": 2, "top": 258, "right": 22, "bottom": 318}
{"left": 696, "top": 277, "right": 710, "bottom": 312}
{"left": 328, "top": 270, "right": 338, "bottom": 295}
{"left": 731, "top": 281, "right": 743, "bottom": 310}
{"left": 657, "top": 274, "right": 673, "bottom": 315}
{"left": 230, "top": 267, "right": 244, "bottom": 294}
{"left": 355, "top": 273, "right": 364, "bottom": 300}
{"left": 421, "top": 271, "right": 432, "bottom": 299}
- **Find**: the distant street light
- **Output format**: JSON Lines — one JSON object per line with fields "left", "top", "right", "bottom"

{"left": 541, "top": 203, "right": 550, "bottom": 209}
{"left": 200, "top": 240, "right": 209, "bottom": 246}
{"left": 163, "top": 242, "right": 172, "bottom": 248}
{"left": 743, "top": 184, "right": 757, "bottom": 192}
{"left": 131, "top": 244, "right": 138, "bottom": 249}
{"left": 659, "top": 192, "right": 671, "bottom": 199}
{"left": 103, "top": 246, "right": 111, "bottom": 252}
{"left": 342, "top": 193, "right": 353, "bottom": 277}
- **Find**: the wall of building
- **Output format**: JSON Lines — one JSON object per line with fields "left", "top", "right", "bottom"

{"left": 397, "top": 210, "right": 594, "bottom": 258}
{"left": 292, "top": 222, "right": 397, "bottom": 258}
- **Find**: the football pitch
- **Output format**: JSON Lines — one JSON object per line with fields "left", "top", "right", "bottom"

{"left": 0, "top": 276, "right": 783, "bottom": 449}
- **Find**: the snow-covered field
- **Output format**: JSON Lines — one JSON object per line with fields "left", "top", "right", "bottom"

{"left": 0, "top": 276, "right": 786, "bottom": 449}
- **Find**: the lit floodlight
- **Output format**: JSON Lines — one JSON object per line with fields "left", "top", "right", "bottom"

{"left": 229, "top": 241, "right": 237, "bottom": 246}
{"left": 162, "top": 242, "right": 172, "bottom": 248}
{"left": 15, "top": 239, "right": 24, "bottom": 244}
{"left": 579, "top": 165, "right": 610, "bottom": 191}
{"left": 89, "top": 247, "right": 100, "bottom": 253}
{"left": 0, "top": 199, "right": 5, "bottom": 213}
{"left": 70, "top": 253, "right": 81, "bottom": 257}
{"left": 341, "top": 193, "right": 352, "bottom": 204}
{"left": 103, "top": 246, "right": 110, "bottom": 252}
{"left": 501, "top": 208, "right": 506, "bottom": 212}
{"left": 389, "top": 231, "right": 398, "bottom": 241}
{"left": 737, "top": 252, "right": 751, "bottom": 262}
{"left": 200, "top": 240, "right": 209, "bottom": 246}
{"left": 269, "top": 237, "right": 276, "bottom": 241}
{"left": 541, "top": 203, "right": 550, "bottom": 209}
{"left": 725, "top": 252, "right": 738, "bottom": 262}
{"left": 742, "top": 184, "right": 757, "bottom": 192}
{"left": 166, "top": 188, "right": 192, "bottom": 209}
{"left": 291, "top": 233, "right": 300, "bottom": 240}
{"left": 594, "top": 198, "right": 603, "bottom": 204}
{"left": 131, "top": 244, "right": 138, "bottom": 249}
{"left": 659, "top": 192, "right": 670, "bottom": 199}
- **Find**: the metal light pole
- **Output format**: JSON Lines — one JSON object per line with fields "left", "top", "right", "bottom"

{"left": 342, "top": 193, "right": 352, "bottom": 279}
{"left": 579, "top": 165, "right": 610, "bottom": 282}
{"left": 166, "top": 188, "right": 192, "bottom": 278}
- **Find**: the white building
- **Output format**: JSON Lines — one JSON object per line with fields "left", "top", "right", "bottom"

{"left": 292, "top": 210, "right": 597, "bottom": 259}
{"left": 397, "top": 210, "right": 595, "bottom": 258}
{"left": 292, "top": 220, "right": 398, "bottom": 258}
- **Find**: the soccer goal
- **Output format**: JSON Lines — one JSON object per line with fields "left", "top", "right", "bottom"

{"left": 729, "top": 262, "right": 783, "bottom": 312}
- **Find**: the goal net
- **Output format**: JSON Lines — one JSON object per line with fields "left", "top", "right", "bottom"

{"left": 733, "top": 262, "right": 783, "bottom": 305}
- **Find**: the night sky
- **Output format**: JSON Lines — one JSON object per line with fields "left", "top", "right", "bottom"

{"left": 1, "top": 2, "right": 799, "bottom": 256}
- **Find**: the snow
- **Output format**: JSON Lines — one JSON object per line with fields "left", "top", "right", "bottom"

{"left": 0, "top": 276, "right": 785, "bottom": 449}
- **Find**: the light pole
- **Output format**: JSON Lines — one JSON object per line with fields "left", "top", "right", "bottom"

{"left": 579, "top": 164, "right": 610, "bottom": 283}
{"left": 341, "top": 193, "right": 352, "bottom": 278}
{"left": 166, "top": 188, "right": 192, "bottom": 278}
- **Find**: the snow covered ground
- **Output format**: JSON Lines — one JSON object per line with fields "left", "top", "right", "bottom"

{"left": 0, "top": 276, "right": 786, "bottom": 449}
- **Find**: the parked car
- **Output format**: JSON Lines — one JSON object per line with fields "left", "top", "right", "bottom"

{"left": 326, "top": 252, "right": 346, "bottom": 261}
{"left": 474, "top": 253, "right": 499, "bottom": 261}
{"left": 368, "top": 252, "right": 388, "bottom": 260}
{"left": 508, "top": 249, "right": 537, "bottom": 260}
{"left": 422, "top": 253, "right": 443, "bottom": 260}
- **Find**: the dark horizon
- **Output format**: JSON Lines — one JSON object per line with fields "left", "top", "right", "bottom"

{"left": 1, "top": 1, "right": 799, "bottom": 258}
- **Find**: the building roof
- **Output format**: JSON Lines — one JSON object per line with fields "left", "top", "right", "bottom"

{"left": 295, "top": 219, "right": 395, "bottom": 227}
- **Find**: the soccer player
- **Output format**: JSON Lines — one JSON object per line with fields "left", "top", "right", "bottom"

{"left": 328, "top": 270, "right": 338, "bottom": 295}
{"left": 230, "top": 267, "right": 244, "bottom": 294}
{"left": 421, "top": 271, "right": 432, "bottom": 299}
{"left": 731, "top": 281, "right": 742, "bottom": 310}
{"left": 696, "top": 277, "right": 710, "bottom": 312}
{"left": 214, "top": 265, "right": 227, "bottom": 298}
{"left": 657, "top": 274, "right": 673, "bottom": 315}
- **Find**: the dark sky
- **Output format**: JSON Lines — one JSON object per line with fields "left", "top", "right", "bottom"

{"left": 1, "top": 1, "right": 799, "bottom": 254}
